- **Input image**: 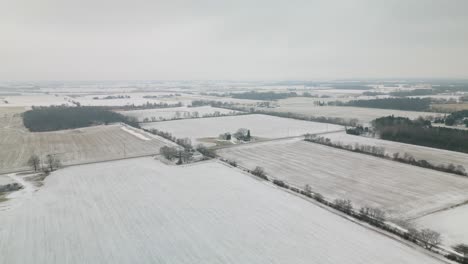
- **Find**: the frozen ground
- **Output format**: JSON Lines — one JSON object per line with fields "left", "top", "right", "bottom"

{"left": 0, "top": 94, "right": 73, "bottom": 107}
{"left": 142, "top": 114, "right": 344, "bottom": 145}
{"left": 417, "top": 203, "right": 468, "bottom": 247}
{"left": 217, "top": 138, "right": 468, "bottom": 218}
{"left": 272, "top": 98, "right": 443, "bottom": 124}
{"left": 0, "top": 158, "right": 445, "bottom": 264}
{"left": 0, "top": 110, "right": 175, "bottom": 173}
{"left": 324, "top": 132, "right": 468, "bottom": 169}
{"left": 0, "top": 175, "right": 14, "bottom": 186}
{"left": 118, "top": 106, "right": 241, "bottom": 121}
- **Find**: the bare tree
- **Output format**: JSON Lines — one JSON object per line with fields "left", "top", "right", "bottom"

{"left": 418, "top": 229, "right": 442, "bottom": 249}
{"left": 334, "top": 199, "right": 353, "bottom": 214}
{"left": 45, "top": 154, "right": 61, "bottom": 172}
{"left": 160, "top": 146, "right": 178, "bottom": 160}
{"left": 251, "top": 166, "right": 267, "bottom": 180}
{"left": 360, "top": 207, "right": 386, "bottom": 222}
{"left": 304, "top": 184, "right": 312, "bottom": 196}
{"left": 27, "top": 154, "right": 41, "bottom": 171}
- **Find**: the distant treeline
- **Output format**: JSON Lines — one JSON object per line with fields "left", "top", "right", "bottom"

{"left": 389, "top": 89, "right": 435, "bottom": 97}
{"left": 23, "top": 106, "right": 139, "bottom": 132}
{"left": 231, "top": 91, "right": 298, "bottom": 101}
{"left": 328, "top": 84, "right": 372, "bottom": 90}
{"left": 337, "top": 98, "right": 432, "bottom": 111}
{"left": 117, "top": 102, "right": 182, "bottom": 110}
{"left": 372, "top": 116, "right": 468, "bottom": 153}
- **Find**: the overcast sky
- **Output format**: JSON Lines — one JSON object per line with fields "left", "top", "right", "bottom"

{"left": 1, "top": 0, "right": 467, "bottom": 81}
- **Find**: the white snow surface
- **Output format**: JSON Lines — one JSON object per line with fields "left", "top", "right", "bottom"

{"left": 217, "top": 138, "right": 468, "bottom": 218}
{"left": 0, "top": 158, "right": 444, "bottom": 264}
{"left": 141, "top": 114, "right": 344, "bottom": 145}
{"left": 118, "top": 106, "right": 240, "bottom": 121}
{"left": 324, "top": 131, "right": 468, "bottom": 169}
{"left": 120, "top": 126, "right": 151, "bottom": 140}
{"left": 272, "top": 97, "right": 443, "bottom": 124}
{"left": 417, "top": 203, "right": 468, "bottom": 246}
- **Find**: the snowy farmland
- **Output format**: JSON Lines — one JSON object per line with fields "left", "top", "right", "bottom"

{"left": 117, "top": 106, "right": 241, "bottom": 122}
{"left": 141, "top": 114, "right": 344, "bottom": 145}
{"left": 0, "top": 158, "right": 445, "bottom": 264}
{"left": 272, "top": 98, "right": 443, "bottom": 124}
{"left": 217, "top": 138, "right": 468, "bottom": 218}
{"left": 0, "top": 111, "right": 174, "bottom": 173}
{"left": 416, "top": 204, "right": 468, "bottom": 246}
{"left": 0, "top": 94, "right": 73, "bottom": 107}
{"left": 323, "top": 132, "right": 468, "bottom": 169}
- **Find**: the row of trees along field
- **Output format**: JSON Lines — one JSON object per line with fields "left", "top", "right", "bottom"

{"left": 23, "top": 106, "right": 139, "bottom": 132}
{"left": 372, "top": 116, "right": 468, "bottom": 153}
{"left": 231, "top": 91, "right": 298, "bottom": 100}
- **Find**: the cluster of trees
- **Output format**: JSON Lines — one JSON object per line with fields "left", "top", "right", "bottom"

{"left": 251, "top": 166, "right": 268, "bottom": 180}
{"left": 231, "top": 91, "right": 298, "bottom": 101}
{"left": 23, "top": 106, "right": 139, "bottom": 132}
{"left": 218, "top": 128, "right": 252, "bottom": 141}
{"left": 345, "top": 125, "right": 369, "bottom": 135}
{"left": 190, "top": 100, "right": 243, "bottom": 109}
{"left": 389, "top": 89, "right": 435, "bottom": 97}
{"left": 93, "top": 95, "right": 130, "bottom": 100}
{"left": 140, "top": 110, "right": 241, "bottom": 123}
{"left": 372, "top": 116, "right": 468, "bottom": 154}
{"left": 152, "top": 129, "right": 217, "bottom": 164}
{"left": 160, "top": 146, "right": 193, "bottom": 164}
{"left": 445, "top": 110, "right": 468, "bottom": 127}
{"left": 27, "top": 154, "right": 61, "bottom": 172}
{"left": 407, "top": 228, "right": 442, "bottom": 250}
{"left": 304, "top": 135, "right": 467, "bottom": 176}
{"left": 337, "top": 98, "right": 432, "bottom": 111}
{"left": 117, "top": 102, "right": 182, "bottom": 110}
{"left": 233, "top": 128, "right": 251, "bottom": 141}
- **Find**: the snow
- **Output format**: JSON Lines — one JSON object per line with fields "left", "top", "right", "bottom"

{"left": 141, "top": 114, "right": 344, "bottom": 145}
{"left": 324, "top": 131, "right": 468, "bottom": 169}
{"left": 0, "top": 158, "right": 444, "bottom": 264}
{"left": 217, "top": 138, "right": 468, "bottom": 218}
{"left": 272, "top": 98, "right": 443, "bottom": 124}
{"left": 417, "top": 203, "right": 468, "bottom": 246}
{"left": 120, "top": 126, "right": 151, "bottom": 141}
{"left": 0, "top": 111, "right": 175, "bottom": 173}
{"left": 0, "top": 173, "right": 38, "bottom": 211}
{"left": 0, "top": 175, "right": 15, "bottom": 186}
{"left": 0, "top": 94, "right": 73, "bottom": 107}
{"left": 118, "top": 106, "right": 241, "bottom": 121}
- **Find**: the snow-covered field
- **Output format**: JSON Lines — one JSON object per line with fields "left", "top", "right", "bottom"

{"left": 0, "top": 94, "right": 73, "bottom": 107}
{"left": 217, "top": 138, "right": 468, "bottom": 218}
{"left": 0, "top": 111, "right": 174, "bottom": 173}
{"left": 141, "top": 114, "right": 344, "bottom": 145}
{"left": 71, "top": 93, "right": 188, "bottom": 106}
{"left": 273, "top": 98, "right": 443, "bottom": 124}
{"left": 0, "top": 158, "right": 445, "bottom": 264}
{"left": 323, "top": 132, "right": 468, "bottom": 169}
{"left": 118, "top": 106, "right": 241, "bottom": 122}
{"left": 417, "top": 204, "right": 468, "bottom": 247}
